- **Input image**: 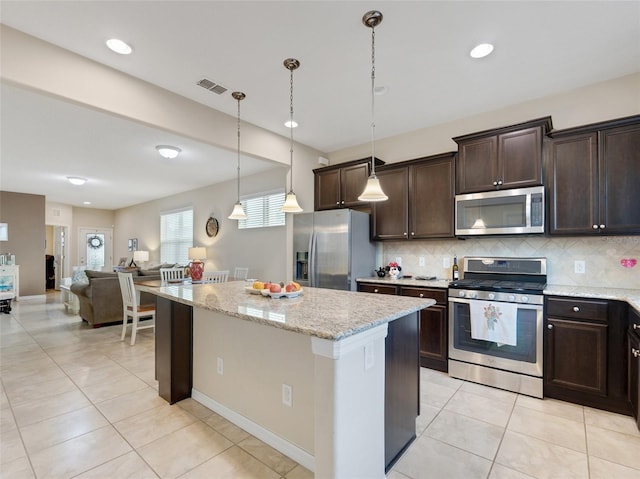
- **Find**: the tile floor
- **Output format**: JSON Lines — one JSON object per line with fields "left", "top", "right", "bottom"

{"left": 1, "top": 293, "right": 639, "bottom": 478}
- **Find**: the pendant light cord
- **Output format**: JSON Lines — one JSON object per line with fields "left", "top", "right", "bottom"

{"left": 236, "top": 96, "right": 241, "bottom": 202}
{"left": 289, "top": 66, "right": 295, "bottom": 193}
{"left": 370, "top": 25, "right": 376, "bottom": 177}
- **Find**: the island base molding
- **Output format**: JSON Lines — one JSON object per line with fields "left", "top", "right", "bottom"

{"left": 191, "top": 389, "right": 315, "bottom": 472}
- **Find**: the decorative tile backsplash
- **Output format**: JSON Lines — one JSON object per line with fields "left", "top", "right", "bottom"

{"left": 378, "top": 236, "right": 640, "bottom": 288}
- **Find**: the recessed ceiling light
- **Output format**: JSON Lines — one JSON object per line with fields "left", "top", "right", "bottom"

{"left": 106, "top": 38, "right": 133, "bottom": 55}
{"left": 83, "top": 201, "right": 92, "bottom": 205}
{"left": 285, "top": 120, "right": 298, "bottom": 129}
{"left": 67, "top": 176, "right": 87, "bottom": 185}
{"left": 155, "top": 145, "right": 181, "bottom": 159}
{"left": 470, "top": 43, "right": 494, "bottom": 59}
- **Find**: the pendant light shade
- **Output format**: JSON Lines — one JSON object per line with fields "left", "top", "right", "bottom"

{"left": 358, "top": 10, "right": 388, "bottom": 203}
{"left": 228, "top": 91, "right": 248, "bottom": 220}
{"left": 281, "top": 58, "right": 303, "bottom": 214}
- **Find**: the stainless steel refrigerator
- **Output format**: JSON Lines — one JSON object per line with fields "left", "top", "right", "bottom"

{"left": 293, "top": 209, "right": 375, "bottom": 291}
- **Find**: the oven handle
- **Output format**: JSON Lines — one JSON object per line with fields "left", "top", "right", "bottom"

{"left": 448, "top": 296, "right": 543, "bottom": 311}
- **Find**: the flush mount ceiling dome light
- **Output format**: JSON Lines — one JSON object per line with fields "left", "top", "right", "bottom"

{"left": 155, "top": 145, "right": 182, "bottom": 159}
{"left": 228, "top": 91, "right": 248, "bottom": 220}
{"left": 67, "top": 176, "right": 87, "bottom": 186}
{"left": 358, "top": 10, "right": 388, "bottom": 203}
{"left": 106, "top": 38, "right": 133, "bottom": 55}
{"left": 470, "top": 43, "right": 494, "bottom": 58}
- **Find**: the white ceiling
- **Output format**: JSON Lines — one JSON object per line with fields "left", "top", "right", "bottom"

{"left": 1, "top": 1, "right": 639, "bottom": 210}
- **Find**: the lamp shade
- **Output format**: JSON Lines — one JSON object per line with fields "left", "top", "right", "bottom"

{"left": 228, "top": 202, "right": 247, "bottom": 220}
{"left": 133, "top": 250, "right": 149, "bottom": 262}
{"left": 188, "top": 247, "right": 207, "bottom": 261}
{"left": 281, "top": 192, "right": 303, "bottom": 213}
{"left": 358, "top": 175, "right": 388, "bottom": 202}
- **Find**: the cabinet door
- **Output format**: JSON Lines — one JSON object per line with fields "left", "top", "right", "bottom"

{"left": 341, "top": 162, "right": 370, "bottom": 208}
{"left": 456, "top": 136, "right": 498, "bottom": 193}
{"left": 314, "top": 168, "right": 341, "bottom": 211}
{"left": 371, "top": 167, "right": 409, "bottom": 240}
{"left": 545, "top": 318, "right": 607, "bottom": 397}
{"left": 628, "top": 330, "right": 640, "bottom": 430}
{"left": 599, "top": 123, "right": 640, "bottom": 234}
{"left": 357, "top": 283, "right": 397, "bottom": 295}
{"left": 410, "top": 156, "right": 455, "bottom": 239}
{"left": 547, "top": 133, "right": 599, "bottom": 235}
{"left": 498, "top": 127, "right": 543, "bottom": 189}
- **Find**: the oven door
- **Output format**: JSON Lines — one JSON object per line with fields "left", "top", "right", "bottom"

{"left": 448, "top": 296, "right": 543, "bottom": 377}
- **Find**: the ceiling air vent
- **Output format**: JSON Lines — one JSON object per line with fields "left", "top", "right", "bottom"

{"left": 197, "top": 78, "right": 228, "bottom": 95}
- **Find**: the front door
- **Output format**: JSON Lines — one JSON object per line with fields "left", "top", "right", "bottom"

{"left": 78, "top": 227, "right": 113, "bottom": 271}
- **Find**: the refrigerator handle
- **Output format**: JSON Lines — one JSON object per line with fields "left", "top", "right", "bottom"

{"left": 308, "top": 231, "right": 317, "bottom": 288}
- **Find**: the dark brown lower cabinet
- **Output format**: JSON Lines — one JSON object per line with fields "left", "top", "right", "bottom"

{"left": 400, "top": 287, "right": 448, "bottom": 372}
{"left": 156, "top": 296, "right": 193, "bottom": 404}
{"left": 544, "top": 296, "right": 630, "bottom": 415}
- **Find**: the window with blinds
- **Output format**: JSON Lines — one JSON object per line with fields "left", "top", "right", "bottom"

{"left": 160, "top": 208, "right": 193, "bottom": 265}
{"left": 238, "top": 191, "right": 286, "bottom": 229}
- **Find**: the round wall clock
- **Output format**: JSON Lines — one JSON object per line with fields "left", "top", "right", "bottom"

{"left": 205, "top": 217, "right": 219, "bottom": 237}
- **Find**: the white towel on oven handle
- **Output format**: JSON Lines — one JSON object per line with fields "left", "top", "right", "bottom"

{"left": 469, "top": 301, "right": 518, "bottom": 347}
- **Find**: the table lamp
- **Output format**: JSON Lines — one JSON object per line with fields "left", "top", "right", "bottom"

{"left": 131, "top": 250, "right": 149, "bottom": 268}
{"left": 188, "top": 247, "right": 206, "bottom": 282}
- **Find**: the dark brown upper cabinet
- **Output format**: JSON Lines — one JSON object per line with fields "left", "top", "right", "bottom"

{"left": 547, "top": 115, "right": 640, "bottom": 235}
{"left": 453, "top": 117, "right": 552, "bottom": 194}
{"left": 372, "top": 152, "right": 455, "bottom": 240}
{"left": 314, "top": 158, "right": 384, "bottom": 211}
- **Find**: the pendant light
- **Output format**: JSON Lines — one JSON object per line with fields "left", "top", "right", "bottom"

{"left": 281, "top": 58, "right": 303, "bottom": 213}
{"left": 228, "top": 91, "right": 248, "bottom": 220}
{"left": 358, "top": 10, "right": 388, "bottom": 202}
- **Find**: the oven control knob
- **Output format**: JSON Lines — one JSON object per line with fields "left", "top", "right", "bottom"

{"left": 468, "top": 292, "right": 477, "bottom": 299}
{"left": 508, "top": 295, "right": 516, "bottom": 302}
{"left": 458, "top": 291, "right": 466, "bottom": 298}
{"left": 521, "top": 296, "right": 529, "bottom": 303}
{"left": 488, "top": 293, "right": 495, "bottom": 300}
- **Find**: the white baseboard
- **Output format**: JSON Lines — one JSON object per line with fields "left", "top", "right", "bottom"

{"left": 191, "top": 388, "right": 315, "bottom": 472}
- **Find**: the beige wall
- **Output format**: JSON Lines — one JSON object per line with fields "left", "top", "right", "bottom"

{"left": 329, "top": 73, "right": 640, "bottom": 165}
{"left": 114, "top": 167, "right": 292, "bottom": 281}
{"left": 0, "top": 191, "right": 46, "bottom": 296}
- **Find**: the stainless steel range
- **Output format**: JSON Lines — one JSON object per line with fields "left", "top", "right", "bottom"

{"left": 448, "top": 257, "right": 546, "bottom": 398}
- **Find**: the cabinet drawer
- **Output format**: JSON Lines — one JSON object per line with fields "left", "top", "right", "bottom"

{"left": 400, "top": 287, "right": 446, "bottom": 304}
{"left": 358, "top": 284, "right": 397, "bottom": 295}
{"left": 547, "top": 297, "right": 608, "bottom": 322}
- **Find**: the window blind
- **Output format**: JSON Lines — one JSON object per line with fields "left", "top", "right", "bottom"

{"left": 160, "top": 208, "right": 193, "bottom": 265}
{"left": 239, "top": 191, "right": 286, "bottom": 229}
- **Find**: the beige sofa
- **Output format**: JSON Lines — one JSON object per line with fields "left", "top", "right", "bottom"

{"left": 70, "top": 269, "right": 161, "bottom": 327}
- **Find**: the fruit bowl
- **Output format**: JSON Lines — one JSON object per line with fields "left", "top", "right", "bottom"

{"left": 267, "top": 289, "right": 303, "bottom": 299}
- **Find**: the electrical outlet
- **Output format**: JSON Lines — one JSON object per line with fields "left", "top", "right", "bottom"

{"left": 395, "top": 257, "right": 402, "bottom": 266}
{"left": 217, "top": 357, "right": 224, "bottom": 375}
{"left": 574, "top": 260, "right": 586, "bottom": 274}
{"left": 282, "top": 384, "right": 292, "bottom": 407}
{"left": 443, "top": 257, "right": 451, "bottom": 268}
{"left": 419, "top": 257, "right": 425, "bottom": 267}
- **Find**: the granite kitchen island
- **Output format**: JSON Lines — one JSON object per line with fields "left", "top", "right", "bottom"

{"left": 138, "top": 280, "right": 434, "bottom": 478}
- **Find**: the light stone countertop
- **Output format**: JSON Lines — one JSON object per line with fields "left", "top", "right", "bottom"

{"left": 137, "top": 280, "right": 435, "bottom": 341}
{"left": 357, "top": 277, "right": 640, "bottom": 315}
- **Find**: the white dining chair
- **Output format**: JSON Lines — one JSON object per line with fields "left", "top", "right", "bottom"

{"left": 203, "top": 270, "right": 229, "bottom": 283}
{"left": 233, "top": 267, "right": 249, "bottom": 280}
{"left": 117, "top": 272, "right": 155, "bottom": 345}
{"left": 160, "top": 267, "right": 184, "bottom": 283}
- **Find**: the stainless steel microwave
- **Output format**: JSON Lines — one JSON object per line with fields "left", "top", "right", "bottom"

{"left": 455, "top": 185, "right": 544, "bottom": 236}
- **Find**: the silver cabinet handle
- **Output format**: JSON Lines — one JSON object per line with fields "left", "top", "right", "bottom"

{"left": 497, "top": 180, "right": 503, "bottom": 185}
{"left": 341, "top": 201, "right": 345, "bottom": 205}
{"left": 573, "top": 306, "right": 580, "bottom": 312}
{"left": 633, "top": 348, "right": 640, "bottom": 358}
{"left": 374, "top": 289, "right": 379, "bottom": 293}
{"left": 592, "top": 225, "right": 599, "bottom": 229}
{"left": 419, "top": 293, "right": 424, "bottom": 298}
{"left": 634, "top": 324, "right": 639, "bottom": 330}
{"left": 403, "top": 232, "right": 407, "bottom": 236}
{"left": 599, "top": 224, "right": 605, "bottom": 229}
{"left": 493, "top": 181, "right": 498, "bottom": 186}
{"left": 336, "top": 201, "right": 340, "bottom": 205}
{"left": 547, "top": 324, "right": 554, "bottom": 329}
{"left": 411, "top": 232, "right": 415, "bottom": 236}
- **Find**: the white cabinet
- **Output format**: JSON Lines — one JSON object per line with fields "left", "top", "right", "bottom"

{"left": 0, "top": 265, "right": 19, "bottom": 299}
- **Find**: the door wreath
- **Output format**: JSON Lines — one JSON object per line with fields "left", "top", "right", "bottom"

{"left": 87, "top": 235, "right": 104, "bottom": 249}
